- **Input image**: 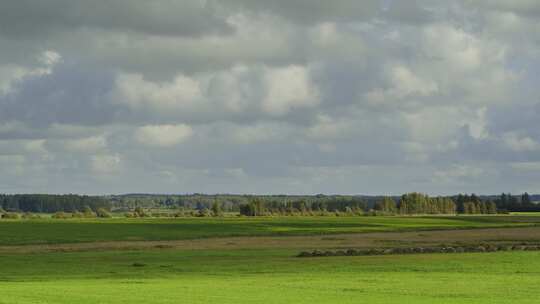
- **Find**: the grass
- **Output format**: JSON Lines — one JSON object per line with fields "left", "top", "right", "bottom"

{"left": 1, "top": 215, "right": 539, "bottom": 245}
{"left": 3, "top": 215, "right": 540, "bottom": 303}
{"left": 510, "top": 212, "right": 540, "bottom": 216}
{"left": 1, "top": 248, "right": 540, "bottom": 303}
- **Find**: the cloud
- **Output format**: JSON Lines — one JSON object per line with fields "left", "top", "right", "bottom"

{"left": 0, "top": 0, "right": 231, "bottom": 38}
{"left": 0, "top": 59, "right": 117, "bottom": 127}
{"left": 465, "top": 0, "right": 540, "bottom": 18}
{"left": 0, "top": 1, "right": 539, "bottom": 194}
{"left": 65, "top": 135, "right": 107, "bottom": 152}
{"left": 91, "top": 153, "right": 121, "bottom": 174}
{"left": 511, "top": 162, "right": 540, "bottom": 172}
{"left": 214, "top": 0, "right": 432, "bottom": 25}
{"left": 113, "top": 73, "right": 203, "bottom": 113}
{"left": 113, "top": 64, "right": 319, "bottom": 122}
{"left": 501, "top": 132, "right": 540, "bottom": 152}
{"left": 433, "top": 165, "right": 486, "bottom": 183}
{"left": 261, "top": 65, "right": 319, "bottom": 115}
{"left": 135, "top": 124, "right": 193, "bottom": 147}
{"left": 0, "top": 50, "right": 61, "bottom": 94}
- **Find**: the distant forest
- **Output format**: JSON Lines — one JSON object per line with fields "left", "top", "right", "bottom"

{"left": 0, "top": 194, "right": 111, "bottom": 213}
{"left": 0, "top": 192, "right": 538, "bottom": 216}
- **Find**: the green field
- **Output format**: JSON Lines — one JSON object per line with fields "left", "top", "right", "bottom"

{"left": 2, "top": 216, "right": 540, "bottom": 303}
{"left": 1, "top": 248, "right": 540, "bottom": 303}
{"left": 511, "top": 212, "right": 540, "bottom": 216}
{"left": 0, "top": 215, "right": 539, "bottom": 245}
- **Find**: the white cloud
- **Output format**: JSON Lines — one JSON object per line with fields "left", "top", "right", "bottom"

{"left": 39, "top": 51, "right": 61, "bottom": 66}
{"left": 65, "top": 135, "right": 107, "bottom": 152}
{"left": 135, "top": 124, "right": 193, "bottom": 147}
{"left": 365, "top": 65, "right": 438, "bottom": 107}
{"left": 23, "top": 139, "right": 48, "bottom": 154}
{"left": 390, "top": 65, "right": 439, "bottom": 98}
{"left": 262, "top": 65, "right": 319, "bottom": 115}
{"left": 114, "top": 73, "right": 202, "bottom": 112}
{"left": 501, "top": 132, "right": 540, "bottom": 152}
{"left": 402, "top": 106, "right": 488, "bottom": 143}
{"left": 113, "top": 64, "right": 319, "bottom": 120}
{"left": 0, "top": 50, "right": 61, "bottom": 95}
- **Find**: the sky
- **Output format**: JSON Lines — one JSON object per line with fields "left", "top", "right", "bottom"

{"left": 0, "top": 0, "right": 539, "bottom": 195}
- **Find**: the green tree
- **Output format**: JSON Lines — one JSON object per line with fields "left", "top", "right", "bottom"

{"left": 211, "top": 201, "right": 222, "bottom": 217}
{"left": 133, "top": 207, "right": 147, "bottom": 217}
{"left": 83, "top": 206, "right": 96, "bottom": 218}
{"left": 374, "top": 197, "right": 397, "bottom": 214}
{"left": 197, "top": 208, "right": 212, "bottom": 217}
{"left": 522, "top": 193, "right": 532, "bottom": 206}
{"left": 486, "top": 201, "right": 497, "bottom": 214}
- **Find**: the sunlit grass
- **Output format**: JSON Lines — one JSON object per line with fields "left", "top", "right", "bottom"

{"left": 1, "top": 248, "right": 539, "bottom": 303}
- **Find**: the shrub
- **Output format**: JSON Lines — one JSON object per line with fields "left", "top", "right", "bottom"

{"left": 83, "top": 206, "right": 96, "bottom": 218}
{"left": 197, "top": 208, "right": 213, "bottom": 217}
{"left": 132, "top": 263, "right": 146, "bottom": 267}
{"left": 52, "top": 211, "right": 70, "bottom": 219}
{"left": 133, "top": 207, "right": 148, "bottom": 218}
{"left": 22, "top": 212, "right": 41, "bottom": 219}
{"left": 71, "top": 211, "right": 85, "bottom": 218}
{"left": 96, "top": 208, "right": 112, "bottom": 218}
{"left": 173, "top": 210, "right": 186, "bottom": 217}
{"left": 2, "top": 212, "right": 20, "bottom": 219}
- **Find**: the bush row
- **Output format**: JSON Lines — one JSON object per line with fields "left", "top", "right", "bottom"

{"left": 1, "top": 212, "right": 44, "bottom": 219}
{"left": 52, "top": 208, "right": 112, "bottom": 219}
{"left": 297, "top": 244, "right": 540, "bottom": 257}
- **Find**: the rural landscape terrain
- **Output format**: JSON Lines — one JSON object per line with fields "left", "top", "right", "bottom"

{"left": 2, "top": 194, "right": 540, "bottom": 303}
{"left": 2, "top": 0, "right": 540, "bottom": 302}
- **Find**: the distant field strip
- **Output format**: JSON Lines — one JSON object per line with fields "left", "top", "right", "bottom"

{"left": 2, "top": 226, "right": 540, "bottom": 254}
{"left": 0, "top": 215, "right": 539, "bottom": 245}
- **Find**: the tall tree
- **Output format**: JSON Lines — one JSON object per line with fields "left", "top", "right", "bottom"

{"left": 522, "top": 193, "right": 532, "bottom": 206}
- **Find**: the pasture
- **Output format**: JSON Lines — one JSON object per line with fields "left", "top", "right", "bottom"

{"left": 0, "top": 215, "right": 539, "bottom": 245}
{"left": 2, "top": 215, "right": 540, "bottom": 303}
{"left": 1, "top": 248, "right": 540, "bottom": 303}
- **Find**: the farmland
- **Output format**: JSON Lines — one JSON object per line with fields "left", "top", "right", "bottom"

{"left": 1, "top": 215, "right": 540, "bottom": 245}
{"left": 1, "top": 215, "right": 540, "bottom": 303}
{"left": 1, "top": 243, "right": 540, "bottom": 303}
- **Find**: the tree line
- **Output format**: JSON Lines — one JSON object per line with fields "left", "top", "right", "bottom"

{"left": 453, "top": 194, "right": 498, "bottom": 214}
{"left": 238, "top": 193, "right": 498, "bottom": 216}
{"left": 1, "top": 192, "right": 537, "bottom": 216}
{"left": 238, "top": 196, "right": 370, "bottom": 216}
{"left": 494, "top": 193, "right": 539, "bottom": 212}
{"left": 0, "top": 194, "right": 111, "bottom": 213}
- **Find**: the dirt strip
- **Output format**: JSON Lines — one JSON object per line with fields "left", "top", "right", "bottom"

{"left": 2, "top": 226, "right": 540, "bottom": 254}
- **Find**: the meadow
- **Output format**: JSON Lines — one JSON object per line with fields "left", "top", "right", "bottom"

{"left": 2, "top": 215, "right": 540, "bottom": 303}
{"left": 1, "top": 248, "right": 540, "bottom": 303}
{"left": 0, "top": 215, "right": 539, "bottom": 245}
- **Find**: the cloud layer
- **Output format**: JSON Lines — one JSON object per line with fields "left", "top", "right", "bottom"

{"left": 1, "top": 1, "right": 539, "bottom": 194}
